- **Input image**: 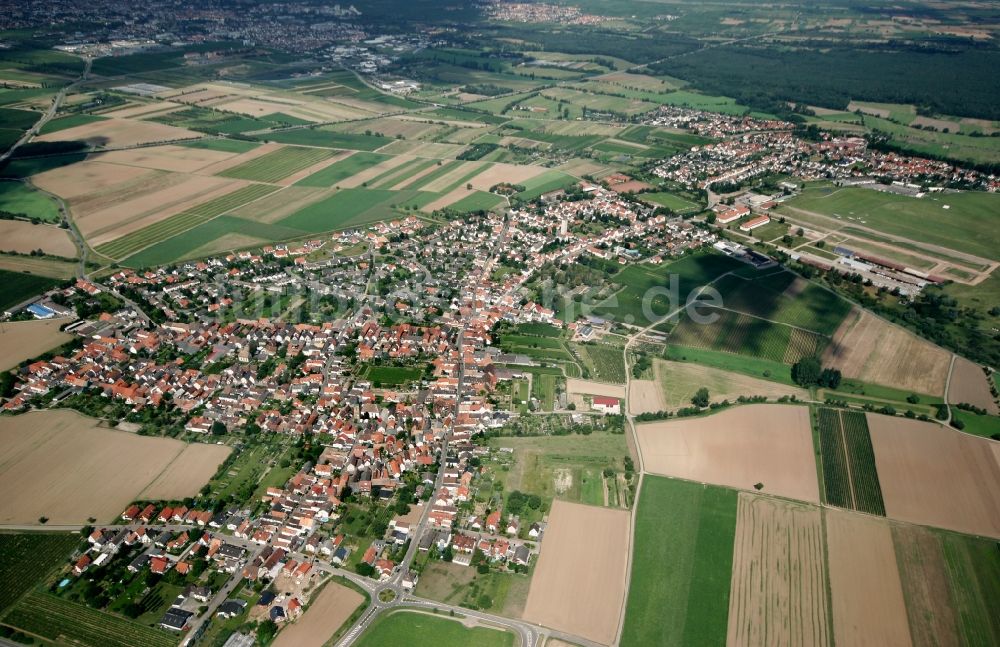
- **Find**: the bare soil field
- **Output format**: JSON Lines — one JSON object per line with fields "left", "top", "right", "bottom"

{"left": 565, "top": 378, "right": 626, "bottom": 399}
{"left": 0, "top": 220, "right": 76, "bottom": 257}
{"left": 948, "top": 356, "right": 998, "bottom": 414}
{"left": 823, "top": 309, "right": 951, "bottom": 396}
{"left": 138, "top": 442, "right": 234, "bottom": 500}
{"left": 469, "top": 163, "right": 548, "bottom": 191}
{"left": 727, "top": 493, "right": 830, "bottom": 647}
{"left": 0, "top": 317, "right": 74, "bottom": 371}
{"left": 652, "top": 360, "right": 807, "bottom": 410}
{"left": 867, "top": 414, "right": 1000, "bottom": 538}
{"left": 36, "top": 118, "right": 200, "bottom": 147}
{"left": 101, "top": 101, "right": 185, "bottom": 119}
{"left": 523, "top": 500, "right": 629, "bottom": 645}
{"left": 0, "top": 410, "right": 230, "bottom": 524}
{"left": 826, "top": 509, "right": 913, "bottom": 647}
{"left": 635, "top": 404, "right": 819, "bottom": 503}
{"left": 628, "top": 379, "right": 664, "bottom": 415}
{"left": 92, "top": 145, "right": 238, "bottom": 173}
{"left": 32, "top": 160, "right": 154, "bottom": 200}
{"left": 891, "top": 524, "right": 960, "bottom": 647}
{"left": 422, "top": 187, "right": 476, "bottom": 212}
{"left": 378, "top": 140, "right": 465, "bottom": 159}
{"left": 272, "top": 580, "right": 364, "bottom": 647}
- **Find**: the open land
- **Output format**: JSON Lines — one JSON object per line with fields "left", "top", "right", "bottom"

{"left": 272, "top": 580, "right": 364, "bottom": 647}
{"left": 0, "top": 220, "right": 76, "bottom": 257}
{"left": 35, "top": 117, "right": 201, "bottom": 147}
{"left": 522, "top": 500, "right": 629, "bottom": 646}
{"left": 564, "top": 378, "right": 625, "bottom": 400}
{"left": 948, "top": 356, "right": 998, "bottom": 414}
{"left": 823, "top": 309, "right": 951, "bottom": 396}
{"left": 635, "top": 404, "right": 820, "bottom": 503}
{"left": 0, "top": 410, "right": 231, "bottom": 524}
{"left": 355, "top": 610, "right": 514, "bottom": 647}
{"left": 0, "top": 317, "right": 74, "bottom": 371}
{"left": 867, "top": 414, "right": 1000, "bottom": 538}
{"left": 646, "top": 359, "right": 807, "bottom": 411}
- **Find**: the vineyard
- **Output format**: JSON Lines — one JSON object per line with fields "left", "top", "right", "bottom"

{"left": 577, "top": 343, "right": 627, "bottom": 384}
{"left": 670, "top": 309, "right": 825, "bottom": 365}
{"left": 816, "top": 408, "right": 886, "bottom": 516}
{"left": 0, "top": 533, "right": 78, "bottom": 613}
{"left": 3, "top": 592, "right": 177, "bottom": 647}
{"left": 714, "top": 271, "right": 851, "bottom": 336}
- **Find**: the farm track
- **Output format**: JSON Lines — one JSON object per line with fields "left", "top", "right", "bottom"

{"left": 836, "top": 410, "right": 859, "bottom": 510}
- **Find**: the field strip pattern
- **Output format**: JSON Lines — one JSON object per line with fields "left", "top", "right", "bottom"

{"left": 4, "top": 592, "right": 176, "bottom": 647}
{"left": 727, "top": 493, "right": 830, "bottom": 647}
{"left": 218, "top": 145, "right": 335, "bottom": 183}
{"left": 817, "top": 408, "right": 886, "bottom": 516}
{"left": 96, "top": 183, "right": 280, "bottom": 259}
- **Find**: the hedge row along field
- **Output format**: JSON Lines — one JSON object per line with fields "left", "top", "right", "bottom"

{"left": 4, "top": 592, "right": 177, "bottom": 647}
{"left": 0, "top": 533, "right": 78, "bottom": 613}
{"left": 817, "top": 408, "right": 886, "bottom": 516}
{"left": 96, "top": 183, "right": 279, "bottom": 259}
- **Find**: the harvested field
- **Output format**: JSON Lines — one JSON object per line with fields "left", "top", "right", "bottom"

{"left": 948, "top": 356, "right": 998, "bottom": 414}
{"left": 272, "top": 580, "right": 364, "bottom": 647}
{"left": 100, "top": 101, "right": 185, "bottom": 119}
{"left": 90, "top": 144, "right": 237, "bottom": 173}
{"left": 422, "top": 187, "right": 476, "bottom": 212}
{"left": 31, "top": 160, "right": 153, "bottom": 200}
{"left": 468, "top": 163, "right": 548, "bottom": 191}
{"left": 565, "top": 378, "right": 625, "bottom": 399}
{"left": 523, "top": 500, "right": 629, "bottom": 645}
{"left": 628, "top": 379, "right": 664, "bottom": 415}
{"left": 826, "top": 509, "right": 913, "bottom": 647}
{"left": 0, "top": 255, "right": 78, "bottom": 280}
{"left": 0, "top": 220, "right": 76, "bottom": 257}
{"left": 727, "top": 493, "right": 830, "bottom": 647}
{"left": 35, "top": 117, "right": 200, "bottom": 147}
{"left": 891, "top": 524, "right": 960, "bottom": 647}
{"left": 636, "top": 404, "right": 819, "bottom": 503}
{"left": 651, "top": 359, "right": 807, "bottom": 410}
{"left": 867, "top": 414, "right": 1000, "bottom": 538}
{"left": 823, "top": 309, "right": 951, "bottom": 396}
{"left": 0, "top": 410, "right": 230, "bottom": 524}
{"left": 0, "top": 317, "right": 74, "bottom": 371}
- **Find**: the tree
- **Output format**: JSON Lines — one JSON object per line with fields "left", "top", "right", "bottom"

{"left": 691, "top": 387, "right": 710, "bottom": 408}
{"left": 791, "top": 357, "right": 822, "bottom": 387}
{"left": 257, "top": 620, "right": 278, "bottom": 644}
{"left": 210, "top": 421, "right": 227, "bottom": 436}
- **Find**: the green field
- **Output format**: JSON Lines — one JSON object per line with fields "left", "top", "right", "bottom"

{"left": 670, "top": 308, "right": 826, "bottom": 365}
{"left": 515, "top": 170, "right": 577, "bottom": 201}
{"left": 0, "top": 180, "right": 61, "bottom": 221}
{"left": 4, "top": 592, "right": 177, "bottom": 647}
{"left": 278, "top": 187, "right": 421, "bottom": 233}
{"left": 295, "top": 152, "right": 391, "bottom": 188}
{"left": 939, "top": 530, "right": 1000, "bottom": 645}
{"left": 816, "top": 408, "right": 886, "bottom": 515}
{"left": 0, "top": 533, "right": 78, "bottom": 613}
{"left": 37, "top": 113, "right": 106, "bottom": 135}
{"left": 364, "top": 364, "right": 425, "bottom": 385}
{"left": 0, "top": 268, "right": 62, "bottom": 311}
{"left": 96, "top": 183, "right": 279, "bottom": 259}
{"left": 445, "top": 190, "right": 504, "bottom": 213}
{"left": 355, "top": 610, "right": 513, "bottom": 647}
{"left": 621, "top": 476, "right": 738, "bottom": 647}
{"left": 575, "top": 343, "right": 627, "bottom": 383}
{"left": 258, "top": 129, "right": 390, "bottom": 151}
{"left": 179, "top": 138, "right": 260, "bottom": 154}
{"left": 0, "top": 152, "right": 88, "bottom": 179}
{"left": 218, "top": 145, "right": 333, "bottom": 183}
{"left": 664, "top": 345, "right": 796, "bottom": 386}
{"left": 784, "top": 185, "right": 1000, "bottom": 261}
{"left": 0, "top": 107, "right": 41, "bottom": 131}
{"left": 952, "top": 410, "right": 1000, "bottom": 439}
{"left": 639, "top": 191, "right": 700, "bottom": 212}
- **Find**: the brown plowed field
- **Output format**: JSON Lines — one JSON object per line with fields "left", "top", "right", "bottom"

{"left": 272, "top": 580, "right": 364, "bottom": 647}
{"left": 35, "top": 118, "right": 200, "bottom": 147}
{"left": 727, "top": 493, "right": 830, "bottom": 647}
{"left": 0, "top": 317, "right": 74, "bottom": 371}
{"left": 826, "top": 509, "right": 913, "bottom": 647}
{"left": 947, "top": 356, "right": 998, "bottom": 414}
{"left": 523, "top": 500, "right": 629, "bottom": 645}
{"left": 822, "top": 309, "right": 950, "bottom": 396}
{"left": 0, "top": 220, "right": 77, "bottom": 257}
{"left": 92, "top": 145, "right": 238, "bottom": 173}
{"left": 0, "top": 410, "right": 230, "bottom": 524}
{"left": 635, "top": 404, "right": 819, "bottom": 503}
{"left": 867, "top": 414, "right": 1000, "bottom": 538}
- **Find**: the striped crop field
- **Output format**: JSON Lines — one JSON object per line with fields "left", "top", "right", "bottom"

{"left": 218, "top": 145, "right": 334, "bottom": 183}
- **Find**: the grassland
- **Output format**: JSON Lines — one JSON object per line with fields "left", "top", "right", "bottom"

{"left": 664, "top": 345, "right": 796, "bottom": 386}
{"left": 355, "top": 610, "right": 513, "bottom": 647}
{"left": 783, "top": 185, "right": 1000, "bottom": 261}
{"left": 951, "top": 410, "right": 1000, "bottom": 439}
{"left": 363, "top": 364, "right": 425, "bottom": 385}
{"left": 638, "top": 191, "right": 700, "bottom": 212}
{"left": 0, "top": 268, "right": 61, "bottom": 311}
{"left": 816, "top": 408, "right": 886, "bottom": 516}
{"left": 257, "top": 129, "right": 390, "bottom": 151}
{"left": 574, "top": 343, "right": 627, "bottom": 383}
{"left": 0, "top": 533, "right": 78, "bottom": 613}
{"left": 0, "top": 180, "right": 61, "bottom": 222}
{"left": 621, "top": 476, "right": 737, "bottom": 647}
{"left": 278, "top": 187, "right": 422, "bottom": 233}
{"left": 218, "top": 145, "right": 333, "bottom": 183}
{"left": 3, "top": 592, "right": 178, "bottom": 647}
{"left": 939, "top": 530, "right": 1000, "bottom": 645}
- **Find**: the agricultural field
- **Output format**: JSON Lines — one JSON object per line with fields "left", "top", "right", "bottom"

{"left": 664, "top": 345, "right": 796, "bottom": 386}
{"left": 639, "top": 359, "right": 808, "bottom": 412}
{"left": 573, "top": 342, "right": 626, "bottom": 384}
{"left": 823, "top": 308, "right": 951, "bottom": 396}
{"left": 355, "top": 611, "right": 513, "bottom": 647}
{"left": 2, "top": 592, "right": 178, "bottom": 647}
{"left": 0, "top": 220, "right": 77, "bottom": 257}
{"left": 727, "top": 494, "right": 831, "bottom": 647}
{"left": 272, "top": 580, "right": 364, "bottom": 647}
{"left": 621, "top": 477, "right": 737, "bottom": 647}
{"left": 217, "top": 145, "right": 335, "bottom": 183}
{"left": 0, "top": 410, "right": 230, "bottom": 524}
{"left": 0, "top": 532, "right": 79, "bottom": 613}
{"left": 867, "top": 414, "right": 1000, "bottom": 538}
{"left": 0, "top": 180, "right": 61, "bottom": 221}
{"left": 669, "top": 308, "right": 825, "bottom": 365}
{"left": 0, "top": 317, "right": 74, "bottom": 371}
{"left": 815, "top": 408, "right": 886, "bottom": 516}
{"left": 523, "top": 500, "right": 630, "bottom": 646}
{"left": 635, "top": 404, "right": 819, "bottom": 503}
{"left": 781, "top": 185, "right": 1000, "bottom": 262}
{"left": 295, "top": 152, "right": 391, "bottom": 188}
{"left": 948, "top": 356, "right": 998, "bottom": 415}
{"left": 0, "top": 268, "right": 62, "bottom": 312}
{"left": 35, "top": 117, "right": 200, "bottom": 148}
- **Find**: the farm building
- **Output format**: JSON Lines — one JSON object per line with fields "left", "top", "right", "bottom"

{"left": 592, "top": 396, "right": 621, "bottom": 415}
{"left": 739, "top": 215, "right": 771, "bottom": 231}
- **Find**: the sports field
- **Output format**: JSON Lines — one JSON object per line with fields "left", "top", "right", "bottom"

{"left": 621, "top": 477, "right": 737, "bottom": 647}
